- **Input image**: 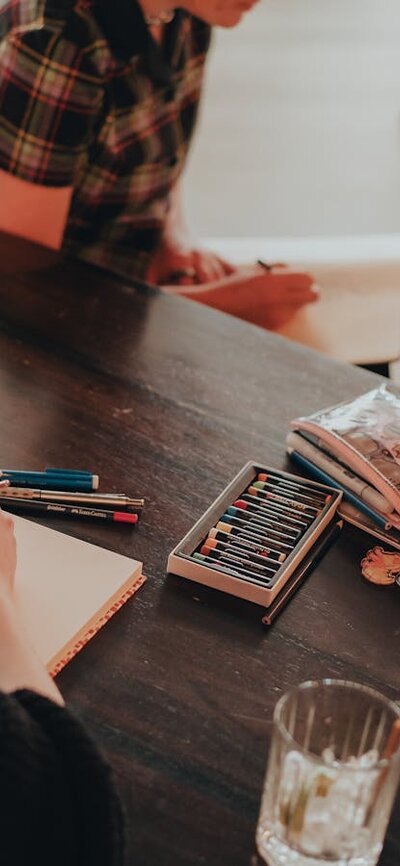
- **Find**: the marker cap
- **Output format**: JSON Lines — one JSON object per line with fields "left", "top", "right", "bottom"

{"left": 114, "top": 512, "right": 138, "bottom": 524}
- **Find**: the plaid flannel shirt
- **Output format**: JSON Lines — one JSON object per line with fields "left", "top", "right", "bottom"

{"left": 0, "top": 0, "right": 211, "bottom": 279}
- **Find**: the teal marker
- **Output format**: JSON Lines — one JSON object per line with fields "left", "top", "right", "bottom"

{"left": 45, "top": 468, "right": 95, "bottom": 478}
{"left": 0, "top": 470, "right": 98, "bottom": 491}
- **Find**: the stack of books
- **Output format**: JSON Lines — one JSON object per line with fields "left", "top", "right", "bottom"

{"left": 287, "top": 383, "right": 400, "bottom": 551}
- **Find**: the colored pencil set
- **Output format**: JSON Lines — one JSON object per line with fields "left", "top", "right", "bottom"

{"left": 0, "top": 468, "right": 144, "bottom": 526}
{"left": 168, "top": 462, "right": 343, "bottom": 622}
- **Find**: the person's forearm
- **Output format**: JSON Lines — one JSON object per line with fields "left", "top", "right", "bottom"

{"left": 0, "top": 591, "right": 64, "bottom": 705}
{"left": 0, "top": 170, "right": 72, "bottom": 251}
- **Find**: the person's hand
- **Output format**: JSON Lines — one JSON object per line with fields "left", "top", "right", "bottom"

{"left": 0, "top": 483, "right": 17, "bottom": 598}
{"left": 161, "top": 262, "right": 319, "bottom": 330}
{"left": 0, "top": 485, "right": 64, "bottom": 704}
{"left": 147, "top": 238, "right": 236, "bottom": 285}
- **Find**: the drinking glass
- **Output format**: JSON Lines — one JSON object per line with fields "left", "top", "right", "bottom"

{"left": 256, "top": 679, "right": 400, "bottom": 866}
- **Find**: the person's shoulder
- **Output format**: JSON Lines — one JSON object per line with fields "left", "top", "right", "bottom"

{"left": 0, "top": 0, "right": 104, "bottom": 50}
{"left": 188, "top": 15, "right": 212, "bottom": 56}
{"left": 0, "top": 0, "right": 109, "bottom": 77}
{"left": 0, "top": 0, "right": 76, "bottom": 36}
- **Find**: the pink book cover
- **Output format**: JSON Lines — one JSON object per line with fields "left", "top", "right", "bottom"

{"left": 291, "top": 384, "right": 400, "bottom": 516}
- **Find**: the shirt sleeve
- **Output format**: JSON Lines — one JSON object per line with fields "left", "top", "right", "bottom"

{"left": 0, "top": 689, "right": 125, "bottom": 866}
{"left": 0, "top": 18, "right": 103, "bottom": 187}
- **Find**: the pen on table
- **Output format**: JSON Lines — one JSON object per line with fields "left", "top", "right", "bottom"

{"left": 262, "top": 520, "right": 343, "bottom": 626}
{"left": 0, "top": 470, "right": 98, "bottom": 491}
{"left": 0, "top": 497, "right": 138, "bottom": 524}
{"left": 287, "top": 449, "right": 391, "bottom": 531}
{"left": 0, "top": 487, "right": 144, "bottom": 509}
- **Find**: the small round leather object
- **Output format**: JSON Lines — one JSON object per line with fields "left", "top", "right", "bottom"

{"left": 360, "top": 546, "right": 400, "bottom": 586}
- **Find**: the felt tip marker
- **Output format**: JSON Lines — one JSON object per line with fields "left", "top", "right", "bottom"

{"left": 45, "top": 468, "right": 96, "bottom": 477}
{"left": 0, "top": 497, "right": 138, "bottom": 524}
{"left": 0, "top": 471, "right": 98, "bottom": 492}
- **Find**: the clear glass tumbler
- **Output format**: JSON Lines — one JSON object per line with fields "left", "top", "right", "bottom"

{"left": 256, "top": 680, "right": 400, "bottom": 866}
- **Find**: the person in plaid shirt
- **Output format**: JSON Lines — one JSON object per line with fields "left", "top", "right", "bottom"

{"left": 0, "top": 0, "right": 318, "bottom": 329}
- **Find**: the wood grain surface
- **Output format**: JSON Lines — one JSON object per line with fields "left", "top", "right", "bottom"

{"left": 0, "top": 232, "right": 398, "bottom": 866}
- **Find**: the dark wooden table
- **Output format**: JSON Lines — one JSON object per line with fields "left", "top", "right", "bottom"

{"left": 0, "top": 232, "right": 398, "bottom": 865}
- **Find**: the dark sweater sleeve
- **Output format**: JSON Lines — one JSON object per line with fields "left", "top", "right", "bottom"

{"left": 0, "top": 689, "right": 125, "bottom": 866}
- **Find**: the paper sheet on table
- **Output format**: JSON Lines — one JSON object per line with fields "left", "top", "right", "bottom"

{"left": 276, "top": 261, "right": 400, "bottom": 365}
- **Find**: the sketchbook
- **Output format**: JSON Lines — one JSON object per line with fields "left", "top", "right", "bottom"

{"left": 276, "top": 260, "right": 400, "bottom": 364}
{"left": 12, "top": 515, "right": 145, "bottom": 676}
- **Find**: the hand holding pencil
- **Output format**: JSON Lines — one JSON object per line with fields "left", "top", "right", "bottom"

{"left": 161, "top": 261, "right": 319, "bottom": 331}
{"left": 0, "top": 488, "right": 16, "bottom": 595}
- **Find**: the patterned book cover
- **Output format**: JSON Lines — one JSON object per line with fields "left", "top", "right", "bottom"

{"left": 292, "top": 384, "right": 400, "bottom": 515}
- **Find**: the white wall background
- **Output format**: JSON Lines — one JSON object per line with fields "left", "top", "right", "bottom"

{"left": 183, "top": 0, "right": 400, "bottom": 238}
